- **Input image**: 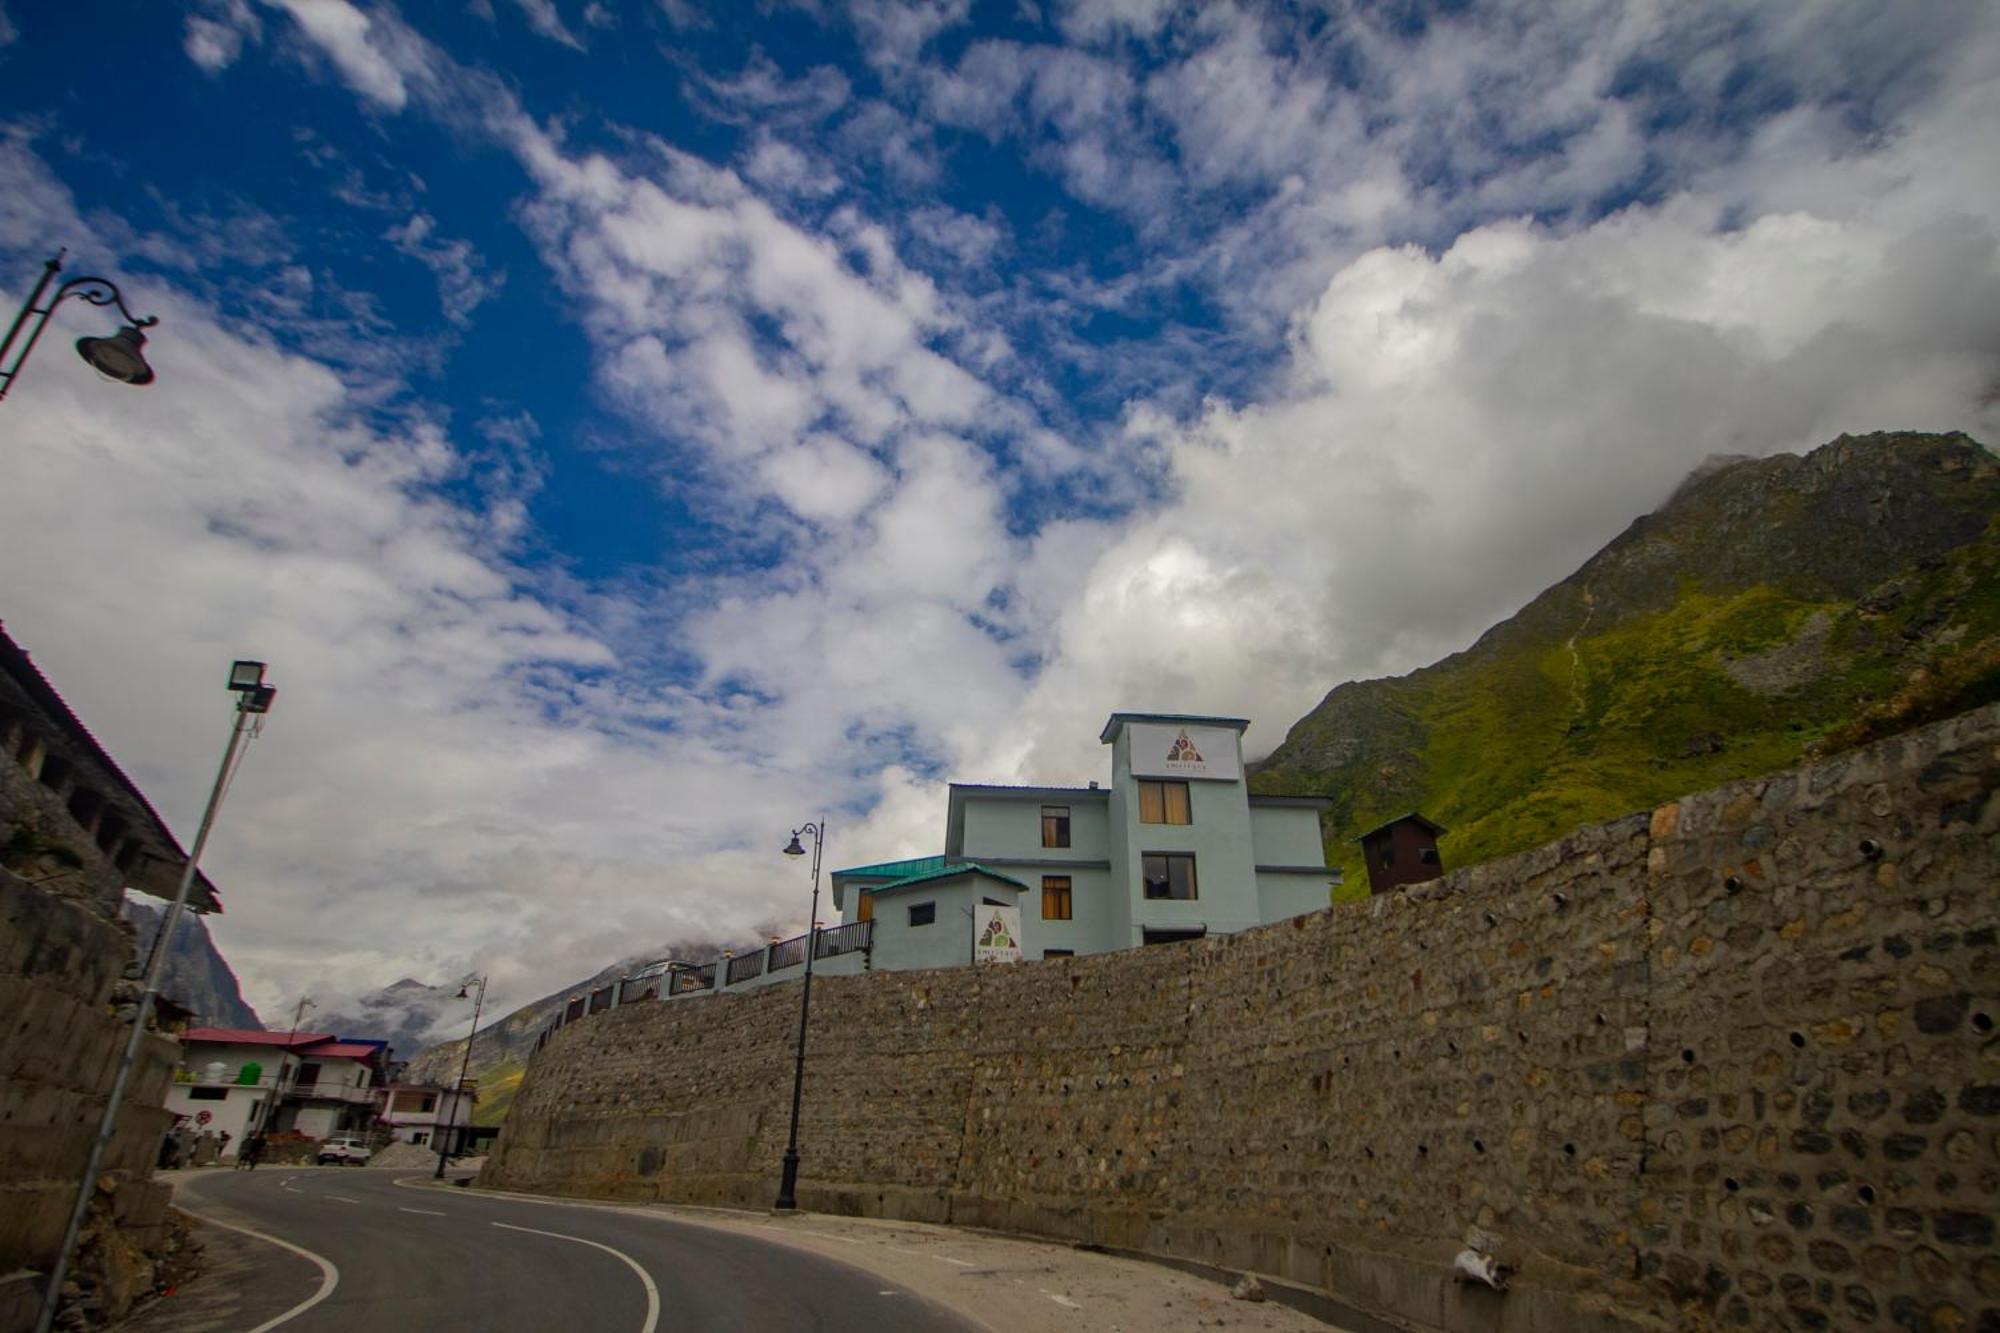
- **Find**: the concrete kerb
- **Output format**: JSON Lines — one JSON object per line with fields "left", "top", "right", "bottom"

{"left": 394, "top": 1173, "right": 1394, "bottom": 1330}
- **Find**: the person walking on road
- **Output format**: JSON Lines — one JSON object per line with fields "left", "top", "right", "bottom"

{"left": 236, "top": 1132, "right": 265, "bottom": 1170}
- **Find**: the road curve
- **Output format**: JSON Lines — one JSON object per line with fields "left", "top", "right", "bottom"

{"left": 147, "top": 1169, "right": 981, "bottom": 1333}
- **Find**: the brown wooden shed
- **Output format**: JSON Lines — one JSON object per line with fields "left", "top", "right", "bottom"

{"left": 1357, "top": 812, "right": 1446, "bottom": 894}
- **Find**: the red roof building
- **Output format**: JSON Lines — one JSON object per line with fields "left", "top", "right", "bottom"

{"left": 169, "top": 1028, "right": 393, "bottom": 1151}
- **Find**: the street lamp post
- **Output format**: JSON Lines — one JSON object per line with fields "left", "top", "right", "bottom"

{"left": 774, "top": 818, "right": 826, "bottom": 1211}
{"left": 434, "top": 976, "right": 488, "bottom": 1180}
{"left": 35, "top": 661, "right": 276, "bottom": 1333}
{"left": 1, "top": 250, "right": 160, "bottom": 402}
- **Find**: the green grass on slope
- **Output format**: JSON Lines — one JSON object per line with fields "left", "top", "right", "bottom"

{"left": 1436, "top": 586, "right": 1832, "bottom": 874}
{"left": 471, "top": 1059, "right": 526, "bottom": 1126}
{"left": 1316, "top": 526, "right": 2000, "bottom": 900}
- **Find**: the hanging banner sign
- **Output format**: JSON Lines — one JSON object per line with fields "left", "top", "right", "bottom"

{"left": 1126, "top": 722, "right": 1242, "bottom": 780}
{"left": 973, "top": 903, "right": 1023, "bottom": 964}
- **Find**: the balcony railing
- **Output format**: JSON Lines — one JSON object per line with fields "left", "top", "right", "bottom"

{"left": 816, "top": 920, "right": 872, "bottom": 959}
{"left": 285, "top": 1082, "right": 379, "bottom": 1104}
{"left": 725, "top": 951, "right": 765, "bottom": 985}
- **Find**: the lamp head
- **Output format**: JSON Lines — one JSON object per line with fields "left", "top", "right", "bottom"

{"left": 455, "top": 985, "right": 470, "bottom": 999}
{"left": 782, "top": 832, "right": 806, "bottom": 858}
{"left": 75, "top": 325, "right": 155, "bottom": 386}
{"left": 228, "top": 660, "right": 267, "bottom": 691}
{"left": 240, "top": 683, "right": 277, "bottom": 715}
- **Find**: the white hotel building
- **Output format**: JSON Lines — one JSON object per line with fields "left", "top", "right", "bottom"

{"left": 830, "top": 713, "right": 1338, "bottom": 967}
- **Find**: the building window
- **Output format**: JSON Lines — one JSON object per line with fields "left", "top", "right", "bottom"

{"left": 855, "top": 891, "right": 874, "bottom": 923}
{"left": 1043, "top": 948, "right": 1075, "bottom": 958}
{"left": 420, "top": 1095, "right": 437, "bottom": 1113}
{"left": 413, "top": 1131, "right": 428, "bottom": 1146}
{"left": 1138, "top": 781, "right": 1191, "bottom": 825}
{"left": 1042, "top": 876, "right": 1073, "bottom": 920}
{"left": 908, "top": 902, "right": 936, "bottom": 927}
{"left": 294, "top": 1063, "right": 320, "bottom": 1087}
{"left": 1419, "top": 847, "right": 1439, "bottom": 864}
{"left": 188, "top": 1087, "right": 227, "bottom": 1101}
{"left": 1041, "top": 805, "right": 1071, "bottom": 848}
{"left": 1142, "top": 853, "right": 1198, "bottom": 899}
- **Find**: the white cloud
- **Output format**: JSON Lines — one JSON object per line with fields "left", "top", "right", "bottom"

{"left": 384, "top": 211, "right": 505, "bottom": 325}
{"left": 1054, "top": 0, "right": 1174, "bottom": 44}
{"left": 185, "top": 1, "right": 263, "bottom": 72}
{"left": 268, "top": 0, "right": 423, "bottom": 111}
{"left": 507, "top": 0, "right": 586, "bottom": 50}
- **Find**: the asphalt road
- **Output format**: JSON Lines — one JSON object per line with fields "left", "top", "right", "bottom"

{"left": 137, "top": 1169, "right": 982, "bottom": 1333}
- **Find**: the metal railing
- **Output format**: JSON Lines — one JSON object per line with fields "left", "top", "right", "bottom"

{"left": 668, "top": 963, "right": 715, "bottom": 995}
{"left": 536, "top": 919, "right": 875, "bottom": 1047}
{"left": 816, "top": 920, "right": 871, "bottom": 959}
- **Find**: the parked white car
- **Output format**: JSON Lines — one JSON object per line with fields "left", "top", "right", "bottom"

{"left": 316, "top": 1136, "right": 373, "bottom": 1166}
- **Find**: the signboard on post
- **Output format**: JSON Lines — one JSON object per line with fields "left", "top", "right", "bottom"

{"left": 1126, "top": 722, "right": 1243, "bottom": 780}
{"left": 973, "top": 903, "right": 1023, "bottom": 964}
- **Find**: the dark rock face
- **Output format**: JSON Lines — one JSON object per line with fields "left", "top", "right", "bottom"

{"left": 1252, "top": 431, "right": 2000, "bottom": 890}
{"left": 122, "top": 894, "right": 261, "bottom": 1029}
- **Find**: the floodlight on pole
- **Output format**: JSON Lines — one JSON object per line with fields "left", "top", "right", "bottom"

{"left": 1, "top": 250, "right": 160, "bottom": 403}
{"left": 36, "top": 662, "right": 277, "bottom": 1333}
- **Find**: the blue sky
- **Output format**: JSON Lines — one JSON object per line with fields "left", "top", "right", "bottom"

{"left": 1, "top": 0, "right": 1995, "bottom": 1030}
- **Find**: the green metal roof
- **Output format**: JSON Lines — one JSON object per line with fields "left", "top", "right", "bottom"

{"left": 831, "top": 854, "right": 951, "bottom": 881}
{"left": 861, "top": 862, "right": 1029, "bottom": 896}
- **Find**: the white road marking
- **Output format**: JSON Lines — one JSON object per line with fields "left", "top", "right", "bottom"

{"left": 172, "top": 1208, "right": 339, "bottom": 1332}
{"left": 492, "top": 1222, "right": 660, "bottom": 1333}
{"left": 325, "top": 1194, "right": 361, "bottom": 1204}
{"left": 1041, "top": 1290, "right": 1082, "bottom": 1309}
{"left": 884, "top": 1242, "right": 976, "bottom": 1268}
{"left": 398, "top": 1207, "right": 448, "bottom": 1216}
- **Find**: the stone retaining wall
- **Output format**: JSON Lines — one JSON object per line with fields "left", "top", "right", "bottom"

{"left": 486, "top": 705, "right": 2000, "bottom": 1332}
{"left": 0, "top": 870, "right": 178, "bottom": 1328}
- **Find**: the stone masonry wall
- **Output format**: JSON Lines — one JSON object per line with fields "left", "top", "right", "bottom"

{"left": 486, "top": 704, "right": 2000, "bottom": 1333}
{"left": 0, "top": 869, "right": 179, "bottom": 1328}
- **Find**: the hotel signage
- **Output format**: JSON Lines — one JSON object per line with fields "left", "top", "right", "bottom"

{"left": 1127, "top": 722, "right": 1242, "bottom": 781}
{"left": 973, "top": 903, "right": 1023, "bottom": 964}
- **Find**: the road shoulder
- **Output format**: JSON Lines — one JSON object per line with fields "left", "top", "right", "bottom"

{"left": 415, "top": 1175, "right": 1347, "bottom": 1332}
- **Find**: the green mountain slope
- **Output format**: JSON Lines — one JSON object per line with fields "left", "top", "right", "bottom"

{"left": 1251, "top": 431, "right": 2000, "bottom": 897}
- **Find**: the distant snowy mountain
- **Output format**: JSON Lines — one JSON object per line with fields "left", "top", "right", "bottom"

{"left": 123, "top": 894, "right": 262, "bottom": 1029}
{"left": 314, "top": 978, "right": 470, "bottom": 1064}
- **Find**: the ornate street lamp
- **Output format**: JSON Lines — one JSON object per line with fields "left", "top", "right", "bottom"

{"left": 0, "top": 249, "right": 160, "bottom": 403}
{"left": 434, "top": 975, "right": 488, "bottom": 1179}
{"left": 36, "top": 661, "right": 277, "bottom": 1333}
{"left": 774, "top": 818, "right": 826, "bottom": 1210}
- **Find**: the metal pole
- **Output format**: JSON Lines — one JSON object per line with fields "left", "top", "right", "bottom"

{"left": 261, "top": 996, "right": 313, "bottom": 1136}
{"left": 434, "top": 978, "right": 485, "bottom": 1179}
{"left": 774, "top": 817, "right": 824, "bottom": 1210}
{"left": 0, "top": 252, "right": 64, "bottom": 402}
{"left": 35, "top": 703, "right": 253, "bottom": 1333}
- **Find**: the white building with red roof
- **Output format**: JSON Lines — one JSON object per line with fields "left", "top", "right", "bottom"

{"left": 167, "top": 1028, "right": 392, "bottom": 1154}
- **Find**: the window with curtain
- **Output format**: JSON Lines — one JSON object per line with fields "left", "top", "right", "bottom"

{"left": 1042, "top": 875, "right": 1073, "bottom": 920}
{"left": 1137, "top": 780, "right": 1191, "bottom": 824}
